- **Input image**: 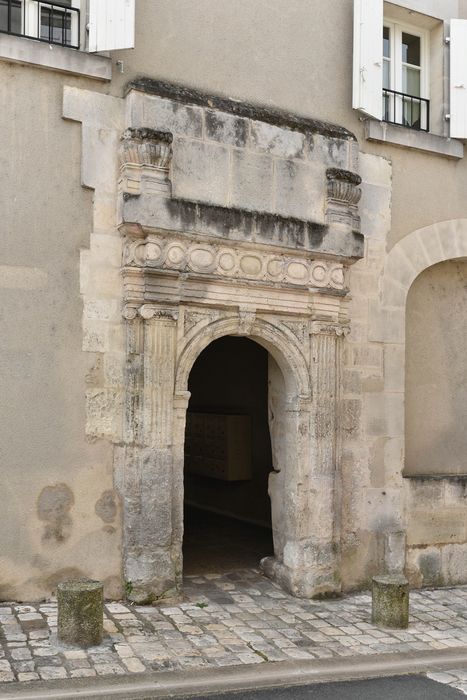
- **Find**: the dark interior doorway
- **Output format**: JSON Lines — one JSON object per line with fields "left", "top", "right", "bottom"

{"left": 183, "top": 336, "right": 274, "bottom": 575}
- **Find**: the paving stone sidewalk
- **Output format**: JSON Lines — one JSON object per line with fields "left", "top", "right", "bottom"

{"left": 1, "top": 568, "right": 467, "bottom": 693}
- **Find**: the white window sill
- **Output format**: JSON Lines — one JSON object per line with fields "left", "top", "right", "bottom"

{"left": 0, "top": 33, "right": 111, "bottom": 80}
{"left": 365, "top": 119, "right": 464, "bottom": 159}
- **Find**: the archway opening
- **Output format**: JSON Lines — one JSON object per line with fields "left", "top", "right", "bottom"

{"left": 183, "top": 336, "right": 275, "bottom": 575}
{"left": 405, "top": 259, "right": 467, "bottom": 476}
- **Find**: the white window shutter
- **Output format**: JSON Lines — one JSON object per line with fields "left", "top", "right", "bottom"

{"left": 353, "top": 0, "right": 383, "bottom": 120}
{"left": 450, "top": 19, "right": 467, "bottom": 139}
{"left": 88, "top": 0, "right": 135, "bottom": 52}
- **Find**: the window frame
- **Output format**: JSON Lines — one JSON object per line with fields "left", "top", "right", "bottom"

{"left": 25, "top": 0, "right": 80, "bottom": 48}
{"left": 0, "top": 0, "right": 81, "bottom": 49}
{"left": 383, "top": 18, "right": 430, "bottom": 101}
{"left": 383, "top": 17, "right": 430, "bottom": 131}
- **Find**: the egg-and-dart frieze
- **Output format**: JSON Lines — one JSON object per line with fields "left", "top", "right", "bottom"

{"left": 123, "top": 238, "right": 345, "bottom": 290}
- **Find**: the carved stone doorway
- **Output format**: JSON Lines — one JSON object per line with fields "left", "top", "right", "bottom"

{"left": 121, "top": 309, "right": 343, "bottom": 603}
{"left": 182, "top": 336, "right": 274, "bottom": 576}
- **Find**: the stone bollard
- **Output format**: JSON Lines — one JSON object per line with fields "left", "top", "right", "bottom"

{"left": 57, "top": 579, "right": 104, "bottom": 647}
{"left": 372, "top": 574, "right": 409, "bottom": 629}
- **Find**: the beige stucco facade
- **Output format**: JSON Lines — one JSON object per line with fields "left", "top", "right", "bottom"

{"left": 1, "top": 0, "right": 467, "bottom": 601}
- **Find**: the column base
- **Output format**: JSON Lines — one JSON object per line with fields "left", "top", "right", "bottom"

{"left": 260, "top": 556, "right": 341, "bottom": 599}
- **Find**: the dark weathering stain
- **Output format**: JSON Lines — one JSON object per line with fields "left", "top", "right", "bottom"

{"left": 95, "top": 490, "right": 117, "bottom": 524}
{"left": 37, "top": 484, "right": 74, "bottom": 544}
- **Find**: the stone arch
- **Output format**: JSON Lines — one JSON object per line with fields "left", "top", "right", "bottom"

{"left": 366, "top": 219, "right": 467, "bottom": 579}
{"left": 171, "top": 312, "right": 332, "bottom": 597}
{"left": 372, "top": 219, "right": 467, "bottom": 345}
{"left": 175, "top": 314, "right": 311, "bottom": 402}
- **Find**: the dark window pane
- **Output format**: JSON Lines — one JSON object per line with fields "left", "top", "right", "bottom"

{"left": 40, "top": 6, "right": 71, "bottom": 45}
{"left": 0, "top": 1, "right": 7, "bottom": 31}
{"left": 402, "top": 32, "right": 420, "bottom": 66}
{"left": 383, "top": 59, "right": 390, "bottom": 89}
{"left": 383, "top": 26, "right": 390, "bottom": 58}
{"left": 0, "top": 0, "right": 21, "bottom": 34}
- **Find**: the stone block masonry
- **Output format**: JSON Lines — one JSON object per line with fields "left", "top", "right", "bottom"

{"left": 125, "top": 79, "right": 358, "bottom": 229}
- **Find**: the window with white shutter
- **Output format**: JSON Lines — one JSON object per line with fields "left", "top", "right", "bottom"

{"left": 353, "top": 0, "right": 384, "bottom": 120}
{"left": 449, "top": 19, "right": 467, "bottom": 139}
{"left": 88, "top": 0, "right": 135, "bottom": 53}
{"left": 0, "top": 0, "right": 80, "bottom": 48}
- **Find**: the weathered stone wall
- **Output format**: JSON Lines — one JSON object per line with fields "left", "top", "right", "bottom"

{"left": 406, "top": 478, "right": 467, "bottom": 586}
{"left": 0, "top": 65, "right": 122, "bottom": 600}
{"left": 343, "top": 163, "right": 467, "bottom": 588}
{"left": 126, "top": 83, "right": 355, "bottom": 224}
{"left": 4, "top": 0, "right": 467, "bottom": 601}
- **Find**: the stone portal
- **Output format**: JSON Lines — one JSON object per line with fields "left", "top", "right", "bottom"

{"left": 113, "top": 80, "right": 363, "bottom": 602}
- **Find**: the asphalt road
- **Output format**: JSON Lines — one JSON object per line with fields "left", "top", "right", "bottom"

{"left": 180, "top": 675, "right": 463, "bottom": 699}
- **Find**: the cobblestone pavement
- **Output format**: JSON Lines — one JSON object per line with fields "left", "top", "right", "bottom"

{"left": 1, "top": 569, "right": 467, "bottom": 688}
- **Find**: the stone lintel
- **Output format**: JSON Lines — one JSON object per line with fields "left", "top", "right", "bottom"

{"left": 121, "top": 196, "right": 364, "bottom": 262}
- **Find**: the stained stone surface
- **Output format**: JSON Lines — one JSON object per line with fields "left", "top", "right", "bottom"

{"left": 372, "top": 575, "right": 409, "bottom": 630}
{"left": 57, "top": 579, "right": 104, "bottom": 648}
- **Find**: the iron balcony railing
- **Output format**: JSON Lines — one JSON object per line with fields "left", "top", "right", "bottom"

{"left": 383, "top": 87, "right": 430, "bottom": 133}
{"left": 0, "top": 0, "right": 80, "bottom": 49}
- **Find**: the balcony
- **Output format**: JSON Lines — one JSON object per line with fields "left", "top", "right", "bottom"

{"left": 0, "top": 0, "right": 80, "bottom": 49}
{"left": 383, "top": 88, "right": 430, "bottom": 133}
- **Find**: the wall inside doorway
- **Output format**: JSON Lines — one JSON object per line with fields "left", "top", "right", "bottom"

{"left": 185, "top": 336, "right": 273, "bottom": 527}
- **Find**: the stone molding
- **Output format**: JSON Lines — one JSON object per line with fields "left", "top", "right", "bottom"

{"left": 122, "top": 233, "right": 346, "bottom": 291}
{"left": 174, "top": 312, "right": 312, "bottom": 400}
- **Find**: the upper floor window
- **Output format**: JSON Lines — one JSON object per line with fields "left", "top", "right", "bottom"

{"left": 353, "top": 0, "right": 467, "bottom": 139}
{"left": 382, "top": 21, "right": 429, "bottom": 132}
{"left": 0, "top": 0, "right": 136, "bottom": 53}
{"left": 0, "top": 0, "right": 80, "bottom": 49}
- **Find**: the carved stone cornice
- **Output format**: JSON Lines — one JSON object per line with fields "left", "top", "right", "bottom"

{"left": 119, "top": 128, "right": 173, "bottom": 169}
{"left": 122, "top": 233, "right": 346, "bottom": 292}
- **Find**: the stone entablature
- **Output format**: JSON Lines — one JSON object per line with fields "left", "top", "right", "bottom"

{"left": 122, "top": 80, "right": 363, "bottom": 255}
{"left": 122, "top": 232, "right": 346, "bottom": 291}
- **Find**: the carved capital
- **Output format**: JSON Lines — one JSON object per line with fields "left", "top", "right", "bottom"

{"left": 139, "top": 304, "right": 179, "bottom": 321}
{"left": 119, "top": 128, "right": 173, "bottom": 169}
{"left": 122, "top": 304, "right": 139, "bottom": 320}
{"left": 326, "top": 168, "right": 362, "bottom": 205}
{"left": 310, "top": 320, "right": 350, "bottom": 337}
{"left": 325, "top": 168, "right": 362, "bottom": 232}
{"left": 122, "top": 303, "right": 178, "bottom": 321}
